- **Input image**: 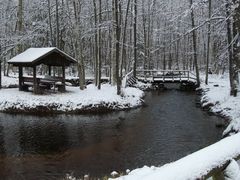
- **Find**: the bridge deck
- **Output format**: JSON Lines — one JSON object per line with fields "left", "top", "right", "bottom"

{"left": 136, "top": 70, "right": 197, "bottom": 84}
{"left": 138, "top": 77, "right": 196, "bottom": 83}
{"left": 124, "top": 70, "right": 197, "bottom": 87}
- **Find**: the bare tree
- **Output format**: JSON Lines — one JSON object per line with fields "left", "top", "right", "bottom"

{"left": 225, "top": 0, "right": 234, "bottom": 95}
{"left": 47, "top": 0, "right": 54, "bottom": 46}
{"left": 111, "top": 0, "right": 121, "bottom": 95}
{"left": 231, "top": 0, "right": 240, "bottom": 96}
{"left": 0, "top": 47, "right": 1, "bottom": 89}
{"left": 205, "top": 0, "right": 212, "bottom": 85}
{"left": 72, "top": 0, "right": 85, "bottom": 90}
{"left": 120, "top": 0, "right": 131, "bottom": 78}
{"left": 16, "top": 0, "right": 24, "bottom": 53}
{"left": 133, "top": 0, "right": 137, "bottom": 77}
{"left": 97, "top": 0, "right": 102, "bottom": 90}
{"left": 55, "top": 0, "right": 60, "bottom": 48}
{"left": 93, "top": 0, "right": 98, "bottom": 87}
{"left": 189, "top": 0, "right": 200, "bottom": 87}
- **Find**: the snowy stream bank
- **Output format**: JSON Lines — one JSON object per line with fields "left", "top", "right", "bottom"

{"left": 200, "top": 74, "right": 240, "bottom": 136}
{"left": 111, "top": 133, "right": 240, "bottom": 180}
{"left": 0, "top": 84, "right": 144, "bottom": 114}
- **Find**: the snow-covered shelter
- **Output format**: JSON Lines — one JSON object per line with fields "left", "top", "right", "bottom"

{"left": 8, "top": 47, "right": 77, "bottom": 94}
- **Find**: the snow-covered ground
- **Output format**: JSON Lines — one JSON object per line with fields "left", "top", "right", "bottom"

{"left": 1, "top": 74, "right": 18, "bottom": 88}
{"left": 201, "top": 74, "right": 240, "bottom": 136}
{"left": 111, "top": 133, "right": 240, "bottom": 180}
{"left": 0, "top": 84, "right": 144, "bottom": 113}
{"left": 0, "top": 74, "right": 144, "bottom": 113}
{"left": 134, "top": 80, "right": 152, "bottom": 90}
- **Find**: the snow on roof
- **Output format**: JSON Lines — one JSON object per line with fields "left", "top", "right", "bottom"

{"left": 8, "top": 47, "right": 77, "bottom": 64}
{"left": 8, "top": 48, "right": 55, "bottom": 63}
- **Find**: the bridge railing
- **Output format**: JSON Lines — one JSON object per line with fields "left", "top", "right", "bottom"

{"left": 122, "top": 70, "right": 134, "bottom": 88}
{"left": 136, "top": 69, "right": 196, "bottom": 82}
{"left": 113, "top": 133, "right": 240, "bottom": 180}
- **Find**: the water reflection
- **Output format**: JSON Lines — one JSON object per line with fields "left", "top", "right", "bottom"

{"left": 18, "top": 120, "right": 69, "bottom": 155}
{"left": 0, "top": 90, "right": 223, "bottom": 179}
{"left": 0, "top": 124, "right": 5, "bottom": 155}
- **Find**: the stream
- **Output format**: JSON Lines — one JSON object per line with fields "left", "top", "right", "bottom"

{"left": 0, "top": 89, "right": 223, "bottom": 179}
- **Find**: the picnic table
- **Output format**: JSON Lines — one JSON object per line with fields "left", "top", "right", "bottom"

{"left": 22, "top": 76, "right": 65, "bottom": 93}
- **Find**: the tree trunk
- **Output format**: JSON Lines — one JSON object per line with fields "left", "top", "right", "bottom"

{"left": 97, "top": 0, "right": 102, "bottom": 90}
{"left": 225, "top": 0, "right": 234, "bottom": 95}
{"left": 72, "top": 0, "right": 85, "bottom": 90}
{"left": 133, "top": 0, "right": 137, "bottom": 78}
{"left": 115, "top": 0, "right": 121, "bottom": 95}
{"left": 16, "top": 0, "right": 24, "bottom": 53}
{"left": 93, "top": 0, "right": 99, "bottom": 87}
{"left": 142, "top": 0, "right": 147, "bottom": 70}
{"left": 120, "top": 0, "right": 131, "bottom": 78}
{"left": 111, "top": 0, "right": 121, "bottom": 95}
{"left": 47, "top": 0, "right": 54, "bottom": 46}
{"left": 78, "top": 58, "right": 85, "bottom": 90}
{"left": 0, "top": 53, "right": 1, "bottom": 89}
{"left": 205, "top": 0, "right": 212, "bottom": 85}
{"left": 231, "top": 0, "right": 240, "bottom": 96}
{"left": 56, "top": 0, "right": 60, "bottom": 48}
{"left": 111, "top": 0, "right": 116, "bottom": 85}
{"left": 189, "top": 0, "right": 200, "bottom": 87}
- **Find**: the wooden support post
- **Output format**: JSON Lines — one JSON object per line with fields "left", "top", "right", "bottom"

{"left": 33, "top": 66, "right": 38, "bottom": 94}
{"left": 19, "top": 66, "right": 23, "bottom": 91}
{"left": 163, "top": 71, "right": 165, "bottom": 82}
{"left": 62, "top": 65, "right": 66, "bottom": 92}
{"left": 48, "top": 65, "right": 51, "bottom": 76}
{"left": 0, "top": 59, "right": 2, "bottom": 89}
{"left": 187, "top": 71, "right": 190, "bottom": 82}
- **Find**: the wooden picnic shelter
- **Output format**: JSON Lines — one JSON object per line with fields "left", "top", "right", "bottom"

{"left": 8, "top": 47, "right": 77, "bottom": 94}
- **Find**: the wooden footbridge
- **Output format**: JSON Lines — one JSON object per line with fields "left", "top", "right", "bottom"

{"left": 124, "top": 69, "right": 197, "bottom": 87}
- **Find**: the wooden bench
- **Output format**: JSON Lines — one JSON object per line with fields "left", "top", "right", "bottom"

{"left": 22, "top": 76, "right": 65, "bottom": 93}
{"left": 40, "top": 76, "right": 65, "bottom": 92}
{"left": 22, "top": 77, "right": 36, "bottom": 91}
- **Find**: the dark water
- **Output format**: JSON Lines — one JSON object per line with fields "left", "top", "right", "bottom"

{"left": 0, "top": 90, "right": 223, "bottom": 179}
